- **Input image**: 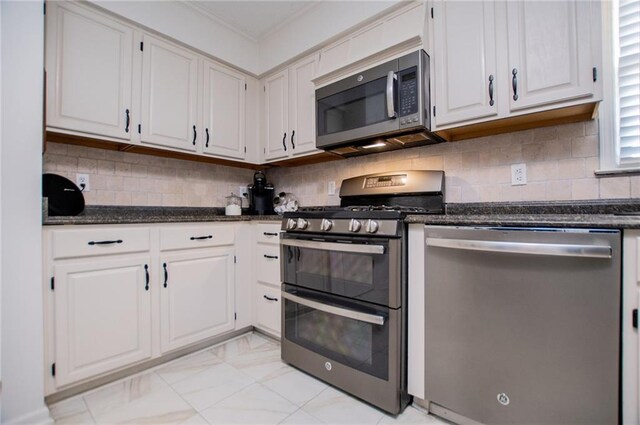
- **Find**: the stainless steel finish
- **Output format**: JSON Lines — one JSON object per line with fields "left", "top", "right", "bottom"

{"left": 424, "top": 226, "right": 620, "bottom": 425}
{"left": 281, "top": 307, "right": 404, "bottom": 414}
{"left": 386, "top": 71, "right": 396, "bottom": 118}
{"left": 365, "top": 219, "right": 379, "bottom": 234}
{"left": 280, "top": 217, "right": 400, "bottom": 236}
{"left": 426, "top": 237, "right": 613, "bottom": 259}
{"left": 320, "top": 218, "right": 333, "bottom": 231}
{"left": 340, "top": 170, "right": 445, "bottom": 198}
{"left": 286, "top": 218, "right": 297, "bottom": 230}
{"left": 348, "top": 219, "right": 362, "bottom": 233}
{"left": 316, "top": 50, "right": 432, "bottom": 151}
{"left": 282, "top": 292, "right": 385, "bottom": 325}
{"left": 281, "top": 238, "right": 385, "bottom": 255}
{"left": 296, "top": 218, "right": 309, "bottom": 230}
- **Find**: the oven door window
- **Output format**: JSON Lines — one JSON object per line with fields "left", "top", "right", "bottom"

{"left": 281, "top": 237, "right": 397, "bottom": 306}
{"left": 283, "top": 286, "right": 389, "bottom": 380}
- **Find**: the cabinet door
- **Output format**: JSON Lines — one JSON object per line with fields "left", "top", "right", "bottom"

{"left": 140, "top": 34, "right": 198, "bottom": 152}
{"left": 433, "top": 0, "right": 498, "bottom": 126}
{"left": 160, "top": 248, "right": 235, "bottom": 353}
{"left": 53, "top": 256, "right": 152, "bottom": 387}
{"left": 254, "top": 283, "right": 281, "bottom": 338}
{"left": 289, "top": 55, "right": 319, "bottom": 156}
{"left": 264, "top": 70, "right": 289, "bottom": 161}
{"left": 46, "top": 2, "right": 133, "bottom": 140}
{"left": 202, "top": 60, "right": 246, "bottom": 159}
{"left": 506, "top": 0, "right": 594, "bottom": 112}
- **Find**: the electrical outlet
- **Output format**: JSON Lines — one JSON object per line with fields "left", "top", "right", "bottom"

{"left": 238, "top": 185, "right": 248, "bottom": 199}
{"left": 76, "top": 174, "right": 90, "bottom": 192}
{"left": 510, "top": 163, "right": 527, "bottom": 186}
{"left": 328, "top": 181, "right": 336, "bottom": 196}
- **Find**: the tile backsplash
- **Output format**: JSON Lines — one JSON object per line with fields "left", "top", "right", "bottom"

{"left": 268, "top": 120, "right": 638, "bottom": 206}
{"left": 43, "top": 143, "right": 255, "bottom": 207}
{"left": 44, "top": 120, "right": 636, "bottom": 208}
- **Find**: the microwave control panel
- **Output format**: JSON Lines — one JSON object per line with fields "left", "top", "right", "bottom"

{"left": 398, "top": 66, "right": 419, "bottom": 125}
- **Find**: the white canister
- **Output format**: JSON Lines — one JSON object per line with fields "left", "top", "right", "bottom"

{"left": 225, "top": 193, "right": 242, "bottom": 216}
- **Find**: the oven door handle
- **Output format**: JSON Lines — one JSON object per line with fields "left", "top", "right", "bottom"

{"left": 282, "top": 292, "right": 385, "bottom": 326}
{"left": 281, "top": 239, "right": 385, "bottom": 254}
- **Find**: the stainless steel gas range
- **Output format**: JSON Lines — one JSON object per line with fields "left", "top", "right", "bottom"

{"left": 279, "top": 170, "right": 445, "bottom": 415}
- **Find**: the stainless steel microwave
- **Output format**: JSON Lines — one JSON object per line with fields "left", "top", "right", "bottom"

{"left": 315, "top": 50, "right": 442, "bottom": 157}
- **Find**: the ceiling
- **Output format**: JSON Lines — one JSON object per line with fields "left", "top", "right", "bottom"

{"left": 190, "top": 1, "right": 321, "bottom": 41}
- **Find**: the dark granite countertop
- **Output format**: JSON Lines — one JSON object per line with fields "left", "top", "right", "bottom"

{"left": 43, "top": 204, "right": 282, "bottom": 225}
{"left": 406, "top": 199, "right": 640, "bottom": 229}
{"left": 44, "top": 199, "right": 640, "bottom": 228}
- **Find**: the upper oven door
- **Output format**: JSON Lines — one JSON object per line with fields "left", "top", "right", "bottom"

{"left": 280, "top": 233, "right": 401, "bottom": 308}
{"left": 316, "top": 58, "right": 400, "bottom": 149}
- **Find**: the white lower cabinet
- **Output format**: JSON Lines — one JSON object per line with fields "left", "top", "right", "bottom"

{"left": 623, "top": 230, "right": 640, "bottom": 425}
{"left": 53, "top": 255, "right": 152, "bottom": 387}
{"left": 254, "top": 283, "right": 282, "bottom": 337}
{"left": 159, "top": 248, "right": 235, "bottom": 353}
{"left": 252, "top": 223, "right": 282, "bottom": 337}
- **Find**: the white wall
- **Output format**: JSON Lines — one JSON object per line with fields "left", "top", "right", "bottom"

{"left": 91, "top": 0, "right": 260, "bottom": 74}
{"left": 1, "top": 1, "right": 51, "bottom": 424}
{"left": 258, "top": 0, "right": 403, "bottom": 73}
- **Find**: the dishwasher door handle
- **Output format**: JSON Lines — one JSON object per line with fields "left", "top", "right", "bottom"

{"left": 282, "top": 292, "right": 385, "bottom": 325}
{"left": 426, "top": 237, "right": 612, "bottom": 259}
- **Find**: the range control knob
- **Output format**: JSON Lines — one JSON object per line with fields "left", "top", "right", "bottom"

{"left": 365, "top": 219, "right": 379, "bottom": 234}
{"left": 348, "top": 219, "right": 362, "bottom": 233}
{"left": 297, "top": 218, "right": 309, "bottom": 230}
{"left": 286, "top": 218, "right": 297, "bottom": 230}
{"left": 320, "top": 219, "right": 334, "bottom": 231}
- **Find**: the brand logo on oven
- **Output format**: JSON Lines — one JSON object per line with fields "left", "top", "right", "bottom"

{"left": 324, "top": 361, "right": 332, "bottom": 371}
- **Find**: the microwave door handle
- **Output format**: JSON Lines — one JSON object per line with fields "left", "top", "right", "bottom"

{"left": 282, "top": 292, "right": 385, "bottom": 325}
{"left": 281, "top": 239, "right": 385, "bottom": 254}
{"left": 386, "top": 71, "right": 396, "bottom": 118}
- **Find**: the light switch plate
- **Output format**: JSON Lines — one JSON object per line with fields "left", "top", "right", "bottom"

{"left": 328, "top": 181, "right": 336, "bottom": 195}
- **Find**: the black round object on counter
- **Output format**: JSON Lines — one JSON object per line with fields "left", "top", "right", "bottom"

{"left": 43, "top": 173, "right": 85, "bottom": 216}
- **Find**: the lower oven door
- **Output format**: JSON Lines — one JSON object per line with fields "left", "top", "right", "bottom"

{"left": 280, "top": 234, "right": 401, "bottom": 308}
{"left": 281, "top": 284, "right": 406, "bottom": 414}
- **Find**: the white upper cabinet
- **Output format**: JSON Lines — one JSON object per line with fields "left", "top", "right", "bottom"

{"left": 506, "top": 0, "right": 595, "bottom": 112}
{"left": 264, "top": 69, "right": 290, "bottom": 161}
{"left": 202, "top": 60, "right": 246, "bottom": 159}
{"left": 140, "top": 34, "right": 199, "bottom": 152}
{"left": 433, "top": 0, "right": 498, "bottom": 126}
{"left": 262, "top": 54, "right": 319, "bottom": 163}
{"left": 46, "top": 2, "right": 134, "bottom": 140}
{"left": 288, "top": 55, "right": 319, "bottom": 156}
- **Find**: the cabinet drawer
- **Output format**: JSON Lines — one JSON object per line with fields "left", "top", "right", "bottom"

{"left": 256, "top": 245, "right": 281, "bottom": 286}
{"left": 255, "top": 284, "right": 281, "bottom": 337}
{"left": 51, "top": 227, "right": 150, "bottom": 259}
{"left": 160, "top": 225, "right": 234, "bottom": 251}
{"left": 255, "top": 223, "right": 281, "bottom": 245}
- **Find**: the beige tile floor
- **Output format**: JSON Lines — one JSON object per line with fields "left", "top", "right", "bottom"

{"left": 48, "top": 332, "right": 446, "bottom": 425}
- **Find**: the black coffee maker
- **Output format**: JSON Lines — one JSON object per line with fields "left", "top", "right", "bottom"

{"left": 247, "top": 171, "right": 275, "bottom": 215}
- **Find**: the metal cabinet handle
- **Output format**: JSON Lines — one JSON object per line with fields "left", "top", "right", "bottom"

{"left": 205, "top": 128, "right": 210, "bottom": 148}
{"left": 125, "top": 109, "right": 130, "bottom": 133}
{"left": 282, "top": 292, "right": 385, "bottom": 325}
{"left": 193, "top": 125, "right": 197, "bottom": 145}
{"left": 426, "top": 237, "right": 612, "bottom": 259}
{"left": 263, "top": 232, "right": 278, "bottom": 236}
{"left": 263, "top": 295, "right": 278, "bottom": 302}
{"left": 512, "top": 68, "right": 518, "bottom": 101}
{"left": 163, "top": 262, "right": 168, "bottom": 288}
{"left": 88, "top": 240, "right": 123, "bottom": 245}
{"left": 190, "top": 235, "right": 213, "bottom": 240}
{"left": 282, "top": 132, "right": 287, "bottom": 151}
{"left": 263, "top": 254, "right": 279, "bottom": 259}
{"left": 291, "top": 130, "right": 295, "bottom": 149}
{"left": 386, "top": 71, "right": 397, "bottom": 118}
{"left": 488, "top": 75, "right": 495, "bottom": 106}
{"left": 144, "top": 264, "right": 149, "bottom": 291}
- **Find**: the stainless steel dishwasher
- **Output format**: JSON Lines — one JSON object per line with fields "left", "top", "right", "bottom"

{"left": 424, "top": 226, "right": 620, "bottom": 425}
